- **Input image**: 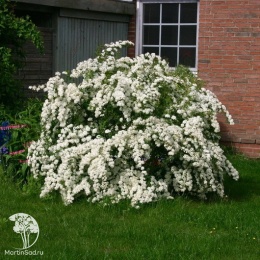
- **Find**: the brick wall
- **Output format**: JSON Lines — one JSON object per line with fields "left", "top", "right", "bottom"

{"left": 128, "top": 0, "right": 260, "bottom": 157}
{"left": 17, "top": 28, "right": 53, "bottom": 98}
{"left": 198, "top": 0, "right": 260, "bottom": 157}
{"left": 127, "top": 0, "right": 136, "bottom": 57}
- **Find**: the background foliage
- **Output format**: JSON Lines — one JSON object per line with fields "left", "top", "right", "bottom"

{"left": 0, "top": 99, "right": 43, "bottom": 186}
{"left": 0, "top": 0, "right": 43, "bottom": 110}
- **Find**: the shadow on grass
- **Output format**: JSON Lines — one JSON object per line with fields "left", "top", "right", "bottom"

{"left": 224, "top": 153, "right": 260, "bottom": 201}
{"left": 224, "top": 175, "right": 260, "bottom": 201}
{"left": 1, "top": 153, "right": 259, "bottom": 209}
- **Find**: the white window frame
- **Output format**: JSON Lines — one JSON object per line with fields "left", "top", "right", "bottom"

{"left": 136, "top": 0, "right": 199, "bottom": 72}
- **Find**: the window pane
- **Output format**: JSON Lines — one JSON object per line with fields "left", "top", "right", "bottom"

{"left": 143, "top": 4, "right": 160, "bottom": 23}
{"left": 161, "top": 26, "right": 178, "bottom": 45}
{"left": 161, "top": 47, "right": 177, "bottom": 67}
{"left": 180, "top": 3, "right": 197, "bottom": 23}
{"left": 180, "top": 26, "right": 197, "bottom": 45}
{"left": 143, "top": 47, "right": 159, "bottom": 56}
{"left": 162, "top": 4, "right": 179, "bottom": 23}
{"left": 179, "top": 48, "right": 196, "bottom": 67}
{"left": 143, "top": 26, "right": 159, "bottom": 45}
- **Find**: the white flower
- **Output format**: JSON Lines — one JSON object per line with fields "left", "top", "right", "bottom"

{"left": 28, "top": 40, "right": 239, "bottom": 208}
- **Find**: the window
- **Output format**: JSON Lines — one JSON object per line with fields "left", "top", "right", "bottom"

{"left": 137, "top": 1, "right": 199, "bottom": 70}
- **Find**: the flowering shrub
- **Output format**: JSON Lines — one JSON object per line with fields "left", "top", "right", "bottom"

{"left": 28, "top": 41, "right": 239, "bottom": 207}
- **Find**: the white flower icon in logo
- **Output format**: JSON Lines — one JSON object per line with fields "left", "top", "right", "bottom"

{"left": 9, "top": 213, "right": 40, "bottom": 250}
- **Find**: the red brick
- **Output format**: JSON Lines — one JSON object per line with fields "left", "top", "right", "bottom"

{"left": 198, "top": 0, "right": 260, "bottom": 157}
{"left": 129, "top": 0, "right": 260, "bottom": 158}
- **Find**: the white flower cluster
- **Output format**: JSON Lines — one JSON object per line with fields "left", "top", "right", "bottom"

{"left": 28, "top": 40, "right": 239, "bottom": 207}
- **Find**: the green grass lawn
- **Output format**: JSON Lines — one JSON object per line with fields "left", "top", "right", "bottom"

{"left": 0, "top": 154, "right": 259, "bottom": 260}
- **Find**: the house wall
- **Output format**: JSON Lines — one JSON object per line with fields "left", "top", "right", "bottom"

{"left": 13, "top": 0, "right": 134, "bottom": 98}
{"left": 129, "top": 0, "right": 260, "bottom": 157}
{"left": 13, "top": 0, "right": 260, "bottom": 157}
{"left": 198, "top": 0, "right": 260, "bottom": 157}
{"left": 56, "top": 9, "right": 129, "bottom": 72}
{"left": 127, "top": 0, "right": 137, "bottom": 57}
{"left": 18, "top": 27, "right": 53, "bottom": 98}
{"left": 15, "top": 0, "right": 135, "bottom": 15}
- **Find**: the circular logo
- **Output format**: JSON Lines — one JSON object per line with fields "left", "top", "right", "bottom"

{"left": 9, "top": 213, "right": 40, "bottom": 250}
